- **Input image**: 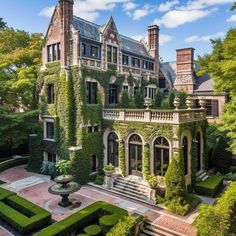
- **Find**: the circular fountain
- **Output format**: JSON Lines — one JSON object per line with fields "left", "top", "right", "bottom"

{"left": 48, "top": 174, "right": 80, "bottom": 207}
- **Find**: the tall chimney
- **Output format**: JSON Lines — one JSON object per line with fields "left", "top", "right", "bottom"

{"left": 174, "top": 48, "right": 195, "bottom": 93}
{"left": 59, "top": 0, "right": 74, "bottom": 67}
{"left": 148, "top": 25, "right": 159, "bottom": 76}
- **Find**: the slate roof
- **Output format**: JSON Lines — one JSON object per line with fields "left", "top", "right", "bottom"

{"left": 73, "top": 16, "right": 152, "bottom": 58}
{"left": 160, "top": 61, "right": 214, "bottom": 92}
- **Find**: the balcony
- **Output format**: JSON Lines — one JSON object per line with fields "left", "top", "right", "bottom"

{"left": 103, "top": 108, "right": 206, "bottom": 124}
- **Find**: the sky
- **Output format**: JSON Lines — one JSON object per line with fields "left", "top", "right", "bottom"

{"left": 0, "top": 0, "right": 235, "bottom": 62}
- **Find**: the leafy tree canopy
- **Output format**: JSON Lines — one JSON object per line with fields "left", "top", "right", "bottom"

{"left": 197, "top": 28, "right": 236, "bottom": 153}
{"left": 0, "top": 27, "right": 43, "bottom": 110}
{"left": 0, "top": 18, "right": 7, "bottom": 29}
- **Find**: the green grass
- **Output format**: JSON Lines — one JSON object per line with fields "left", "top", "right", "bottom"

{"left": 195, "top": 175, "right": 224, "bottom": 197}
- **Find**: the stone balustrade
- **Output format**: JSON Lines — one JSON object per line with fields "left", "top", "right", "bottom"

{"left": 103, "top": 108, "right": 206, "bottom": 124}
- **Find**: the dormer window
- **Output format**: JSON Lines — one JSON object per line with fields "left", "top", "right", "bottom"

{"left": 47, "top": 43, "right": 61, "bottom": 63}
{"left": 132, "top": 57, "right": 140, "bottom": 68}
{"left": 122, "top": 55, "right": 129, "bottom": 65}
{"left": 91, "top": 46, "right": 99, "bottom": 58}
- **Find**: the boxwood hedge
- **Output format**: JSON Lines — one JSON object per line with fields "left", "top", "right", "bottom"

{"left": 0, "top": 157, "right": 28, "bottom": 173}
{"left": 0, "top": 187, "right": 16, "bottom": 200}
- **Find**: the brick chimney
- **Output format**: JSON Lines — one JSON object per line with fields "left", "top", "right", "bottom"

{"left": 174, "top": 48, "right": 195, "bottom": 93}
{"left": 148, "top": 25, "right": 159, "bottom": 76}
{"left": 59, "top": 0, "right": 74, "bottom": 67}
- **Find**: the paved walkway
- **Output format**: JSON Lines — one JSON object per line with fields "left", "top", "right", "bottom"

{"left": 0, "top": 165, "right": 198, "bottom": 236}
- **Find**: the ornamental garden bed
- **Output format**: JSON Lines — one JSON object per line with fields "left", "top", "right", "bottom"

{"left": 0, "top": 190, "right": 51, "bottom": 234}
{"left": 195, "top": 175, "right": 224, "bottom": 197}
{"left": 34, "top": 201, "right": 128, "bottom": 236}
{"left": 0, "top": 157, "right": 28, "bottom": 173}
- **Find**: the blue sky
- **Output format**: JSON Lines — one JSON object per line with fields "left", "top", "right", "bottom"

{"left": 0, "top": 0, "right": 235, "bottom": 61}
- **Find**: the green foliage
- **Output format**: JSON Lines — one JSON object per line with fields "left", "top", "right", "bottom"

{"left": 83, "top": 224, "right": 101, "bottom": 236}
{"left": 106, "top": 216, "right": 136, "bottom": 236}
{"left": 153, "top": 89, "right": 163, "bottom": 108}
{"left": 177, "top": 91, "right": 187, "bottom": 109}
{"left": 165, "top": 152, "right": 186, "bottom": 201}
{"left": 195, "top": 181, "right": 236, "bottom": 236}
{"left": 146, "top": 174, "right": 158, "bottom": 189}
{"left": 120, "top": 90, "right": 131, "bottom": 108}
{"left": 56, "top": 159, "right": 72, "bottom": 175}
{"left": 34, "top": 201, "right": 128, "bottom": 236}
{"left": 168, "top": 90, "right": 175, "bottom": 109}
{"left": 0, "top": 187, "right": 16, "bottom": 201}
{"left": 161, "top": 99, "right": 170, "bottom": 109}
{"left": 103, "top": 163, "right": 115, "bottom": 172}
{"left": 94, "top": 175, "right": 104, "bottom": 185}
{"left": 0, "top": 194, "right": 51, "bottom": 234}
{"left": 231, "top": 2, "right": 236, "bottom": 11}
{"left": 0, "top": 157, "right": 28, "bottom": 173}
{"left": 134, "top": 90, "right": 144, "bottom": 108}
{"left": 0, "top": 18, "right": 7, "bottom": 29}
{"left": 210, "top": 136, "right": 232, "bottom": 173}
{"left": 0, "top": 27, "right": 43, "bottom": 109}
{"left": 165, "top": 197, "right": 190, "bottom": 216}
{"left": 195, "top": 175, "right": 223, "bottom": 197}
{"left": 197, "top": 28, "right": 236, "bottom": 154}
{"left": 40, "top": 161, "right": 55, "bottom": 176}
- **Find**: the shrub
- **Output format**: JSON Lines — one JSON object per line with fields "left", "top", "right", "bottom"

{"left": 153, "top": 89, "right": 163, "bottom": 108}
{"left": 0, "top": 157, "right": 28, "bottom": 172}
{"left": 195, "top": 175, "right": 223, "bottom": 197}
{"left": 146, "top": 174, "right": 158, "bottom": 189}
{"left": 83, "top": 224, "right": 101, "bottom": 236}
{"left": 40, "top": 161, "right": 55, "bottom": 176}
{"left": 94, "top": 175, "right": 104, "bottom": 185}
{"left": 165, "top": 197, "right": 190, "bottom": 216}
{"left": 56, "top": 159, "right": 72, "bottom": 175}
{"left": 161, "top": 99, "right": 170, "bottom": 109}
{"left": 185, "top": 193, "right": 201, "bottom": 209}
{"left": 106, "top": 216, "right": 136, "bottom": 236}
{"left": 120, "top": 91, "right": 130, "bottom": 108}
{"left": 168, "top": 90, "right": 175, "bottom": 109}
{"left": 165, "top": 153, "right": 186, "bottom": 201}
{"left": 0, "top": 195, "right": 51, "bottom": 233}
{"left": 34, "top": 201, "right": 128, "bottom": 236}
{"left": 0, "top": 187, "right": 16, "bottom": 200}
{"left": 195, "top": 182, "right": 236, "bottom": 236}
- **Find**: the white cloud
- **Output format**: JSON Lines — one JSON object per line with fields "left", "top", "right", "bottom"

{"left": 39, "top": 0, "right": 129, "bottom": 21}
{"left": 130, "top": 4, "right": 156, "bottom": 20}
{"left": 154, "top": 9, "right": 213, "bottom": 28}
{"left": 132, "top": 33, "right": 173, "bottom": 46}
{"left": 39, "top": 6, "right": 54, "bottom": 18}
{"left": 227, "top": 14, "right": 236, "bottom": 22}
{"left": 123, "top": 1, "right": 137, "bottom": 11}
{"left": 185, "top": 31, "right": 225, "bottom": 42}
{"left": 158, "top": 0, "right": 180, "bottom": 12}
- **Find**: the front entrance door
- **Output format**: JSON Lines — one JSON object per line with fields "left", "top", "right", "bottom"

{"left": 129, "top": 134, "right": 143, "bottom": 177}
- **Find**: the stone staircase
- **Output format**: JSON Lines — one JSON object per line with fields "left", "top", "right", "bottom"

{"left": 111, "top": 176, "right": 150, "bottom": 202}
{"left": 196, "top": 170, "right": 209, "bottom": 181}
{"left": 140, "top": 221, "right": 186, "bottom": 236}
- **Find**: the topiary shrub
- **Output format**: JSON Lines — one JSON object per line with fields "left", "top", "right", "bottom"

{"left": 83, "top": 224, "right": 101, "bottom": 236}
{"left": 168, "top": 90, "right": 175, "bottom": 109}
{"left": 106, "top": 216, "right": 137, "bottom": 236}
{"left": 153, "top": 89, "right": 163, "bottom": 108}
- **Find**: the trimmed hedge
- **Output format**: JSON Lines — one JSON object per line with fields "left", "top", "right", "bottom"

{"left": 195, "top": 176, "right": 223, "bottom": 197}
{"left": 0, "top": 187, "right": 16, "bottom": 200}
{"left": 0, "top": 157, "right": 28, "bottom": 173}
{"left": 0, "top": 195, "right": 51, "bottom": 233}
{"left": 34, "top": 201, "right": 128, "bottom": 236}
{"left": 83, "top": 224, "right": 101, "bottom": 236}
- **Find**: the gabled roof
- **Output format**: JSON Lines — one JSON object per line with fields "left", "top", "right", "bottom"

{"left": 195, "top": 74, "right": 213, "bottom": 92}
{"left": 72, "top": 16, "right": 152, "bottom": 58}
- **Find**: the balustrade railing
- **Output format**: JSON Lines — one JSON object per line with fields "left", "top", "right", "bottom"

{"left": 103, "top": 108, "right": 206, "bottom": 124}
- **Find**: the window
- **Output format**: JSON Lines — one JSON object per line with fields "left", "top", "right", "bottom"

{"left": 107, "top": 45, "right": 117, "bottom": 64}
{"left": 82, "top": 43, "right": 86, "bottom": 56}
{"left": 86, "top": 82, "right": 97, "bottom": 104}
{"left": 91, "top": 154, "right": 97, "bottom": 172}
{"left": 47, "top": 43, "right": 61, "bottom": 63}
{"left": 131, "top": 57, "right": 140, "bottom": 68}
{"left": 46, "top": 122, "right": 54, "bottom": 140}
{"left": 109, "top": 84, "right": 118, "bottom": 104}
{"left": 205, "top": 99, "right": 219, "bottom": 117}
{"left": 154, "top": 137, "right": 169, "bottom": 176}
{"left": 46, "top": 152, "right": 57, "bottom": 163}
{"left": 149, "top": 62, "right": 154, "bottom": 71}
{"left": 87, "top": 126, "right": 93, "bottom": 133}
{"left": 145, "top": 86, "right": 157, "bottom": 99}
{"left": 94, "top": 126, "right": 99, "bottom": 132}
{"left": 134, "top": 86, "right": 139, "bottom": 96}
{"left": 108, "top": 132, "right": 119, "bottom": 167}
{"left": 143, "top": 60, "right": 154, "bottom": 71}
{"left": 87, "top": 125, "right": 99, "bottom": 133}
{"left": 91, "top": 46, "right": 99, "bottom": 58}
{"left": 159, "top": 78, "right": 166, "bottom": 88}
{"left": 122, "top": 55, "right": 129, "bottom": 65}
{"left": 47, "top": 84, "right": 54, "bottom": 104}
{"left": 143, "top": 60, "right": 148, "bottom": 69}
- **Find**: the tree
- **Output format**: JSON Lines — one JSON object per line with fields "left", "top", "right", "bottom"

{"left": 168, "top": 90, "right": 175, "bottom": 109}
{"left": 120, "top": 90, "right": 130, "bottom": 108}
{"left": 153, "top": 89, "right": 163, "bottom": 108}
{"left": 231, "top": 2, "right": 236, "bottom": 11}
{"left": 0, "top": 18, "right": 6, "bottom": 29}
{"left": 197, "top": 28, "right": 236, "bottom": 153}
{"left": 134, "top": 90, "right": 144, "bottom": 108}
{"left": 0, "top": 27, "right": 43, "bottom": 110}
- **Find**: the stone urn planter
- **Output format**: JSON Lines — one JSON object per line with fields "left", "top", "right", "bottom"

{"left": 146, "top": 174, "right": 158, "bottom": 202}
{"left": 186, "top": 96, "right": 194, "bottom": 109}
{"left": 199, "top": 97, "right": 206, "bottom": 109}
{"left": 103, "top": 164, "right": 115, "bottom": 189}
{"left": 144, "top": 97, "right": 152, "bottom": 110}
{"left": 173, "top": 97, "right": 180, "bottom": 110}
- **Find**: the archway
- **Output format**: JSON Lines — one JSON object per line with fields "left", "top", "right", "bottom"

{"left": 129, "top": 134, "right": 143, "bottom": 176}
{"left": 107, "top": 132, "right": 119, "bottom": 167}
{"left": 154, "top": 137, "right": 170, "bottom": 176}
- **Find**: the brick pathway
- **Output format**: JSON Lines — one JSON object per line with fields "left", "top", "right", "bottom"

{"left": 0, "top": 166, "right": 198, "bottom": 236}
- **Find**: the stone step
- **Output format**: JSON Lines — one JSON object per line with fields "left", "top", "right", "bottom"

{"left": 112, "top": 186, "right": 148, "bottom": 200}
{"left": 114, "top": 181, "right": 148, "bottom": 194}
{"left": 116, "top": 177, "right": 148, "bottom": 189}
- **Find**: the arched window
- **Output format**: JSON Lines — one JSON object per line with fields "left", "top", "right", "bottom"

{"left": 182, "top": 136, "right": 188, "bottom": 175}
{"left": 91, "top": 154, "right": 97, "bottom": 173}
{"left": 107, "top": 132, "right": 119, "bottom": 167}
{"left": 196, "top": 132, "right": 201, "bottom": 171}
{"left": 154, "top": 137, "right": 169, "bottom": 176}
{"left": 129, "top": 134, "right": 143, "bottom": 176}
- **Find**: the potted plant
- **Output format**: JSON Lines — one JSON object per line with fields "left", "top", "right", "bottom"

{"left": 146, "top": 174, "right": 158, "bottom": 202}
{"left": 103, "top": 163, "right": 115, "bottom": 177}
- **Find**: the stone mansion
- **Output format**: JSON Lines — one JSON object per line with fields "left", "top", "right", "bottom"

{"left": 29, "top": 0, "right": 219, "bottom": 190}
